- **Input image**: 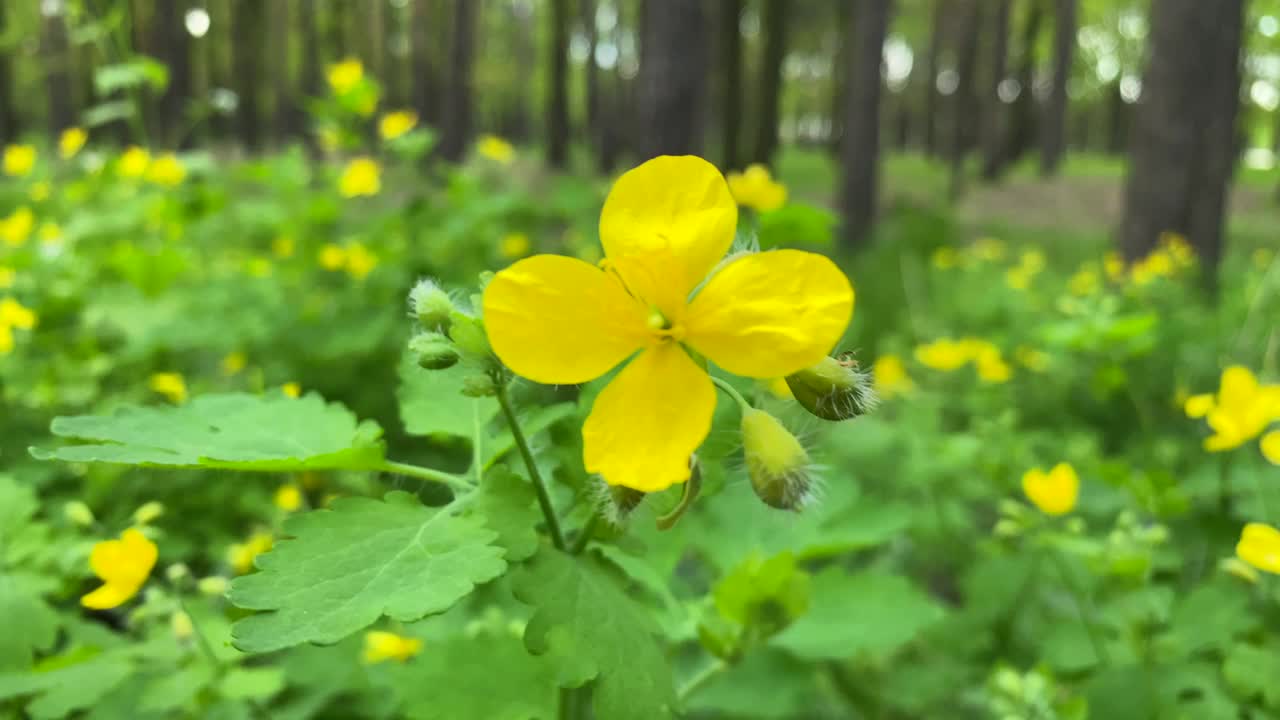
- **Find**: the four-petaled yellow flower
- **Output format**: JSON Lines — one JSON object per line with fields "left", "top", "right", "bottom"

{"left": 1022, "top": 463, "right": 1079, "bottom": 516}
{"left": 482, "top": 156, "right": 853, "bottom": 492}
{"left": 60, "top": 128, "right": 88, "bottom": 159}
{"left": 119, "top": 146, "right": 151, "bottom": 178}
{"left": 3, "top": 144, "right": 36, "bottom": 176}
{"left": 1, "top": 207, "right": 35, "bottom": 247}
{"left": 500, "top": 232, "right": 531, "bottom": 259}
{"left": 150, "top": 372, "right": 188, "bottom": 404}
{"left": 81, "top": 528, "right": 158, "bottom": 610}
{"left": 1068, "top": 266, "right": 1099, "bottom": 296}
{"left": 340, "top": 157, "right": 381, "bottom": 197}
{"left": 1236, "top": 522, "right": 1280, "bottom": 575}
{"left": 327, "top": 58, "right": 364, "bottom": 95}
{"left": 0, "top": 296, "right": 38, "bottom": 355}
{"left": 1184, "top": 366, "right": 1280, "bottom": 452}
{"left": 362, "top": 631, "right": 423, "bottom": 664}
{"left": 344, "top": 243, "right": 378, "bottom": 279}
{"left": 726, "top": 164, "right": 787, "bottom": 212}
{"left": 915, "top": 338, "right": 971, "bottom": 372}
{"left": 476, "top": 134, "right": 515, "bottom": 164}
{"left": 379, "top": 110, "right": 418, "bottom": 140}
{"left": 147, "top": 153, "right": 186, "bottom": 186}
{"left": 872, "top": 354, "right": 914, "bottom": 399}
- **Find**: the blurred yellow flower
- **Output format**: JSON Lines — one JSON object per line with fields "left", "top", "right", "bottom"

{"left": 500, "top": 232, "right": 531, "bottom": 259}
{"left": 1236, "top": 522, "right": 1280, "bottom": 575}
{"left": 1103, "top": 251, "right": 1125, "bottom": 281}
{"left": 60, "top": 127, "right": 87, "bottom": 159}
{"left": 319, "top": 244, "right": 347, "bottom": 270}
{"left": 318, "top": 126, "right": 341, "bottom": 153}
{"left": 149, "top": 372, "right": 188, "bottom": 404}
{"left": 362, "top": 631, "right": 423, "bottom": 664}
{"left": 915, "top": 338, "right": 971, "bottom": 372}
{"left": 1188, "top": 366, "right": 1280, "bottom": 452}
{"left": 228, "top": 530, "right": 273, "bottom": 574}
{"left": 282, "top": 382, "right": 302, "bottom": 398}
{"left": 171, "top": 610, "right": 194, "bottom": 640}
{"left": 1, "top": 207, "right": 35, "bottom": 247}
{"left": 272, "top": 235, "right": 296, "bottom": 259}
{"left": 1130, "top": 249, "right": 1175, "bottom": 286}
{"left": 726, "top": 164, "right": 787, "bottom": 212}
{"left": 327, "top": 58, "right": 364, "bottom": 95}
{"left": 931, "top": 246, "right": 959, "bottom": 270}
{"left": 81, "top": 528, "right": 157, "bottom": 610}
{"left": 1004, "top": 250, "right": 1046, "bottom": 291}
{"left": 872, "top": 354, "right": 914, "bottom": 398}
{"left": 339, "top": 157, "right": 381, "bottom": 197}
{"left": 0, "top": 326, "right": 11, "bottom": 355}
{"left": 1022, "top": 463, "right": 1079, "bottom": 516}
{"left": 476, "top": 134, "right": 515, "bottom": 164}
{"left": 1219, "top": 556, "right": 1260, "bottom": 584}
{"left": 1263, "top": 431, "right": 1280, "bottom": 465}
{"left": 1068, "top": 267, "right": 1099, "bottom": 296}
{"left": 379, "top": 110, "right": 419, "bottom": 140}
{"left": 3, "top": 144, "right": 36, "bottom": 176}
{"left": 970, "top": 237, "right": 1006, "bottom": 262}
{"left": 0, "top": 297, "right": 37, "bottom": 330}
{"left": 0, "top": 266, "right": 13, "bottom": 289}
{"left": 274, "top": 484, "right": 303, "bottom": 512}
{"left": 975, "top": 349, "right": 1012, "bottom": 384}
{"left": 344, "top": 243, "right": 378, "bottom": 279}
{"left": 222, "top": 351, "right": 248, "bottom": 376}
{"left": 147, "top": 153, "right": 186, "bottom": 186}
{"left": 119, "top": 146, "right": 151, "bottom": 178}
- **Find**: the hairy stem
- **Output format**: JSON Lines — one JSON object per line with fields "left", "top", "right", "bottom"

{"left": 496, "top": 383, "right": 567, "bottom": 551}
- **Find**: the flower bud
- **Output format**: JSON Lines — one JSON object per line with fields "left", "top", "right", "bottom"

{"left": 197, "top": 576, "right": 230, "bottom": 596}
{"left": 597, "top": 480, "right": 646, "bottom": 526}
{"left": 448, "top": 311, "right": 491, "bottom": 358}
{"left": 171, "top": 611, "right": 194, "bottom": 641}
{"left": 460, "top": 374, "right": 497, "bottom": 398}
{"left": 408, "top": 331, "right": 460, "bottom": 370}
{"left": 133, "top": 501, "right": 164, "bottom": 525}
{"left": 165, "top": 563, "right": 190, "bottom": 583}
{"left": 741, "top": 409, "right": 813, "bottom": 511}
{"left": 784, "top": 355, "right": 878, "bottom": 422}
{"left": 993, "top": 519, "right": 1022, "bottom": 538}
{"left": 64, "top": 500, "right": 95, "bottom": 527}
{"left": 408, "top": 279, "right": 454, "bottom": 330}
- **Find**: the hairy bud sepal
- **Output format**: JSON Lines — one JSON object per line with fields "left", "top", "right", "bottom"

{"left": 408, "top": 331, "right": 460, "bottom": 370}
{"left": 784, "top": 354, "right": 878, "bottom": 422}
{"left": 408, "top": 279, "right": 455, "bottom": 330}
{"left": 741, "top": 409, "right": 814, "bottom": 511}
{"left": 448, "top": 310, "right": 492, "bottom": 359}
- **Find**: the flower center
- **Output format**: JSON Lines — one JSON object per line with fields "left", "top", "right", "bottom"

{"left": 646, "top": 307, "right": 684, "bottom": 342}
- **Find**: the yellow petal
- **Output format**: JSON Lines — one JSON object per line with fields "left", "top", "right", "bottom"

{"left": 81, "top": 581, "right": 143, "bottom": 610}
{"left": 583, "top": 344, "right": 715, "bottom": 492}
{"left": 483, "top": 254, "right": 647, "bottom": 384}
{"left": 1022, "top": 463, "right": 1079, "bottom": 516}
{"left": 1218, "top": 366, "right": 1258, "bottom": 408}
{"left": 1263, "top": 431, "right": 1280, "bottom": 465}
{"left": 685, "top": 250, "right": 853, "bottom": 378}
{"left": 599, "top": 155, "right": 737, "bottom": 299}
{"left": 90, "top": 528, "right": 158, "bottom": 587}
{"left": 1237, "top": 522, "right": 1280, "bottom": 575}
{"left": 1184, "top": 393, "right": 1214, "bottom": 419}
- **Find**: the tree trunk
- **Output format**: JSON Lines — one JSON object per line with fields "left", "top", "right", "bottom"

{"left": 829, "top": 0, "right": 851, "bottom": 153}
{"left": 410, "top": 0, "right": 441, "bottom": 128}
{"left": 979, "top": 0, "right": 1012, "bottom": 181}
{"left": 0, "top": 0, "right": 16, "bottom": 144}
{"left": 636, "top": 0, "right": 710, "bottom": 159}
{"left": 1007, "top": 0, "right": 1044, "bottom": 166}
{"left": 840, "top": 0, "right": 893, "bottom": 248}
{"left": 547, "top": 0, "right": 571, "bottom": 167}
{"left": 751, "top": 0, "right": 789, "bottom": 167}
{"left": 719, "top": 0, "right": 743, "bottom": 169}
{"left": 1120, "top": 0, "right": 1242, "bottom": 276}
{"left": 1106, "top": 81, "right": 1127, "bottom": 155}
{"left": 439, "top": 0, "right": 477, "bottom": 162}
{"left": 42, "top": 5, "right": 77, "bottom": 137}
{"left": 1039, "top": 0, "right": 1075, "bottom": 175}
{"left": 299, "top": 0, "right": 321, "bottom": 141}
{"left": 922, "top": 0, "right": 943, "bottom": 157}
{"left": 269, "top": 0, "right": 294, "bottom": 144}
{"left": 152, "top": 0, "right": 192, "bottom": 147}
{"left": 232, "top": 0, "right": 265, "bottom": 150}
{"left": 948, "top": 0, "right": 982, "bottom": 201}
{"left": 582, "top": 0, "right": 601, "bottom": 163}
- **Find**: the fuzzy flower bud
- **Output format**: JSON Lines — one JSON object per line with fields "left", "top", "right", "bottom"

{"left": 408, "top": 279, "right": 454, "bottom": 330}
{"left": 784, "top": 355, "right": 878, "bottom": 422}
{"left": 448, "top": 311, "right": 491, "bottom": 359}
{"left": 408, "top": 331, "right": 460, "bottom": 370}
{"left": 596, "top": 480, "right": 646, "bottom": 526}
{"left": 171, "top": 611, "right": 194, "bottom": 641}
{"left": 64, "top": 500, "right": 95, "bottom": 527}
{"left": 133, "top": 501, "right": 165, "bottom": 525}
{"left": 460, "top": 374, "right": 497, "bottom": 398}
{"left": 741, "top": 409, "right": 813, "bottom": 510}
{"left": 197, "top": 576, "right": 230, "bottom": 596}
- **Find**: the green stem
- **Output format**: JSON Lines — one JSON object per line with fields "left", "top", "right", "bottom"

{"left": 496, "top": 383, "right": 567, "bottom": 551}
{"left": 177, "top": 596, "right": 221, "bottom": 672}
{"left": 709, "top": 376, "right": 752, "bottom": 413}
{"left": 676, "top": 659, "right": 727, "bottom": 704}
{"left": 570, "top": 513, "right": 600, "bottom": 555}
{"left": 378, "top": 461, "right": 471, "bottom": 492}
{"left": 1046, "top": 547, "right": 1110, "bottom": 667}
{"left": 1218, "top": 453, "right": 1233, "bottom": 513}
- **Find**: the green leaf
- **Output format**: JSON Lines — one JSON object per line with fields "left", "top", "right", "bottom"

{"left": 0, "top": 653, "right": 136, "bottom": 720}
{"left": 472, "top": 468, "right": 541, "bottom": 562}
{"left": 713, "top": 552, "right": 810, "bottom": 636}
{"left": 32, "top": 393, "right": 386, "bottom": 473}
{"left": 0, "top": 575, "right": 58, "bottom": 671}
{"left": 1167, "top": 581, "right": 1255, "bottom": 654}
{"left": 0, "top": 476, "right": 39, "bottom": 547}
{"left": 228, "top": 492, "right": 506, "bottom": 653}
{"left": 398, "top": 355, "right": 499, "bottom": 440}
{"left": 395, "top": 632, "right": 557, "bottom": 720}
{"left": 772, "top": 568, "right": 945, "bottom": 660}
{"left": 686, "top": 649, "right": 826, "bottom": 719}
{"left": 139, "top": 665, "right": 215, "bottom": 713}
{"left": 482, "top": 403, "right": 576, "bottom": 470}
{"left": 1223, "top": 643, "right": 1280, "bottom": 708}
{"left": 514, "top": 550, "right": 675, "bottom": 720}
{"left": 218, "top": 667, "right": 286, "bottom": 701}
{"left": 93, "top": 56, "right": 169, "bottom": 95}
{"left": 757, "top": 204, "right": 837, "bottom": 250}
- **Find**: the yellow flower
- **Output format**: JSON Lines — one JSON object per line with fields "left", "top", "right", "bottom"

{"left": 272, "top": 235, "right": 296, "bottom": 259}
{"left": 362, "top": 631, "right": 423, "bottom": 664}
{"left": 379, "top": 110, "right": 419, "bottom": 140}
{"left": 60, "top": 127, "right": 88, "bottom": 159}
{"left": 1236, "top": 522, "right": 1280, "bottom": 575}
{"left": 119, "top": 146, "right": 151, "bottom": 178}
{"left": 149, "top": 372, "right": 188, "bottom": 404}
{"left": 146, "top": 153, "right": 186, "bottom": 186}
{"left": 482, "top": 156, "right": 853, "bottom": 492}
{"left": 81, "top": 528, "right": 158, "bottom": 609}
{"left": 1068, "top": 267, "right": 1099, "bottom": 296}
{"left": 931, "top": 247, "right": 959, "bottom": 270}
{"left": 970, "top": 237, "right": 1005, "bottom": 262}
{"left": 3, "top": 144, "right": 36, "bottom": 176}
{"left": 0, "top": 266, "right": 13, "bottom": 289}
{"left": 1004, "top": 250, "right": 1046, "bottom": 291}
{"left": 872, "top": 354, "right": 914, "bottom": 398}
{"left": 1159, "top": 231, "right": 1195, "bottom": 268}
{"left": 344, "top": 243, "right": 378, "bottom": 279}
{"left": 274, "top": 484, "right": 303, "bottom": 512}
{"left": 1263, "top": 431, "right": 1280, "bottom": 465}
{"left": 282, "top": 382, "right": 302, "bottom": 398}
{"left": 914, "top": 338, "right": 970, "bottom": 371}
{"left": 222, "top": 351, "right": 248, "bottom": 376}
{"left": 327, "top": 58, "right": 364, "bottom": 95}
{"left": 476, "top": 134, "right": 515, "bottom": 164}
{"left": 319, "top": 244, "right": 347, "bottom": 271}
{"left": 1, "top": 207, "right": 35, "bottom": 247}
{"left": 0, "top": 325, "right": 12, "bottom": 355}
{"left": 339, "top": 157, "right": 381, "bottom": 197}
{"left": 1022, "top": 463, "right": 1079, "bottom": 516}
{"left": 726, "top": 164, "right": 787, "bottom": 212}
{"left": 1103, "top": 251, "right": 1125, "bottom": 281}
{"left": 0, "top": 297, "right": 37, "bottom": 330}
{"left": 228, "top": 530, "right": 273, "bottom": 574}
{"left": 171, "top": 610, "right": 195, "bottom": 640}
{"left": 1190, "top": 366, "right": 1280, "bottom": 452}
{"left": 500, "top": 232, "right": 531, "bottom": 259}
{"left": 975, "top": 348, "right": 1012, "bottom": 384}
{"left": 1130, "top": 249, "right": 1175, "bottom": 286}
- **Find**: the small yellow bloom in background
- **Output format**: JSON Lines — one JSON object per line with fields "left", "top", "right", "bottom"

{"left": 149, "top": 372, "right": 188, "bottom": 404}
{"left": 914, "top": 338, "right": 971, "bottom": 372}
{"left": 1004, "top": 250, "right": 1046, "bottom": 291}
{"left": 970, "top": 237, "right": 1006, "bottom": 262}
{"left": 198, "top": 576, "right": 230, "bottom": 595}
{"left": 931, "top": 247, "right": 959, "bottom": 270}
{"left": 272, "top": 235, "right": 296, "bottom": 259}
{"left": 119, "top": 146, "right": 151, "bottom": 178}
{"left": 1130, "top": 249, "right": 1175, "bottom": 286}
{"left": 476, "top": 134, "right": 515, "bottom": 164}
{"left": 344, "top": 243, "right": 378, "bottom": 279}
{"left": 282, "top": 382, "right": 302, "bottom": 398}
{"left": 0, "top": 325, "right": 12, "bottom": 355}
{"left": 379, "top": 110, "right": 419, "bottom": 140}
{"left": 1184, "top": 393, "right": 1215, "bottom": 419}
{"left": 171, "top": 610, "right": 194, "bottom": 640}
{"left": 482, "top": 155, "right": 853, "bottom": 492}
{"left": 362, "top": 631, "right": 423, "bottom": 664}
{"left": 319, "top": 244, "right": 347, "bottom": 271}
{"left": 0, "top": 297, "right": 38, "bottom": 330}
{"left": 60, "top": 127, "right": 87, "bottom": 159}
{"left": 1014, "top": 346, "right": 1049, "bottom": 373}
{"left": 1103, "top": 251, "right": 1125, "bottom": 281}
{"left": 872, "top": 354, "right": 914, "bottom": 398}
{"left": 0, "top": 266, "right": 14, "bottom": 289}
{"left": 318, "top": 126, "right": 341, "bottom": 153}
{"left": 499, "top": 232, "right": 531, "bottom": 259}
{"left": 1236, "top": 522, "right": 1280, "bottom": 575}
{"left": 1068, "top": 267, "right": 1099, "bottom": 296}
{"left": 1, "top": 207, "right": 35, "bottom": 247}
{"left": 327, "top": 57, "right": 364, "bottom": 95}
{"left": 274, "top": 484, "right": 303, "bottom": 512}
{"left": 1158, "top": 231, "right": 1195, "bottom": 268}
{"left": 228, "top": 530, "right": 274, "bottom": 575}
{"left": 726, "top": 163, "right": 787, "bottom": 212}
{"left": 1022, "top": 463, "right": 1080, "bottom": 516}
{"left": 3, "top": 144, "right": 36, "bottom": 176}
{"left": 1189, "top": 366, "right": 1280, "bottom": 452}
{"left": 64, "top": 500, "right": 96, "bottom": 527}
{"left": 975, "top": 348, "right": 1012, "bottom": 384}
{"left": 146, "top": 153, "right": 186, "bottom": 186}
{"left": 81, "top": 528, "right": 158, "bottom": 610}
{"left": 222, "top": 351, "right": 248, "bottom": 376}
{"left": 1262, "top": 431, "right": 1280, "bottom": 465}
{"left": 133, "top": 501, "right": 165, "bottom": 525}
{"left": 339, "top": 157, "right": 381, "bottom": 197}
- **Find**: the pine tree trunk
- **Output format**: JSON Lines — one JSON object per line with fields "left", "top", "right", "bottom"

{"left": 829, "top": 0, "right": 851, "bottom": 154}
{"left": 922, "top": 0, "right": 943, "bottom": 157}
{"left": 153, "top": 0, "right": 192, "bottom": 148}
{"left": 232, "top": 0, "right": 265, "bottom": 150}
{"left": 1106, "top": 81, "right": 1127, "bottom": 155}
{"left": 439, "top": 0, "right": 477, "bottom": 162}
{"left": 0, "top": 0, "right": 15, "bottom": 144}
{"left": 547, "top": 0, "right": 571, "bottom": 167}
{"left": 582, "top": 0, "right": 601, "bottom": 163}
{"left": 42, "top": 5, "right": 77, "bottom": 137}
{"left": 1039, "top": 0, "right": 1075, "bottom": 175}
{"left": 840, "top": 0, "right": 893, "bottom": 248}
{"left": 751, "top": 0, "right": 789, "bottom": 167}
{"left": 636, "top": 0, "right": 710, "bottom": 159}
{"left": 979, "top": 0, "right": 1012, "bottom": 181}
{"left": 948, "top": 0, "right": 983, "bottom": 201}
{"left": 1007, "top": 0, "right": 1044, "bottom": 166}
{"left": 268, "top": 0, "right": 294, "bottom": 145}
{"left": 719, "top": 0, "right": 743, "bottom": 170}
{"left": 1120, "top": 0, "right": 1243, "bottom": 276}
{"left": 410, "top": 0, "right": 440, "bottom": 128}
